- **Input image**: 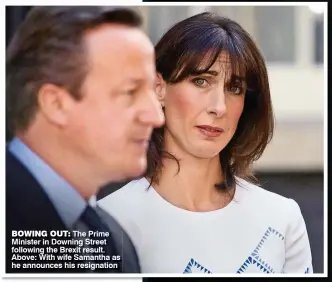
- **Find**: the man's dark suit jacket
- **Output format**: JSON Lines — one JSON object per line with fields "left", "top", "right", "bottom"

{"left": 6, "top": 149, "right": 140, "bottom": 273}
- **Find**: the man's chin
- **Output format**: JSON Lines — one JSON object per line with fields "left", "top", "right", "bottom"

{"left": 119, "top": 159, "right": 147, "bottom": 182}
{"left": 130, "top": 159, "right": 147, "bottom": 178}
{"left": 101, "top": 157, "right": 147, "bottom": 184}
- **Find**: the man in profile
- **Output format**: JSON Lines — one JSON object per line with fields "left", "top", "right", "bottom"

{"left": 6, "top": 6, "right": 164, "bottom": 273}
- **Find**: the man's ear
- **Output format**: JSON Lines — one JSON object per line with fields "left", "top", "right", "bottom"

{"left": 37, "top": 83, "right": 74, "bottom": 127}
{"left": 155, "top": 73, "right": 166, "bottom": 107}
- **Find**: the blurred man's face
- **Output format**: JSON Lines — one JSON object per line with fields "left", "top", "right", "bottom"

{"left": 64, "top": 24, "right": 164, "bottom": 183}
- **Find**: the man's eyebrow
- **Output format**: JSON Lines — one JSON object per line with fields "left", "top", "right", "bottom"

{"left": 121, "top": 76, "right": 156, "bottom": 88}
{"left": 122, "top": 77, "right": 144, "bottom": 85}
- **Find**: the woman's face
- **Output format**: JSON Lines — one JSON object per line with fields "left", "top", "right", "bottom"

{"left": 159, "top": 52, "right": 246, "bottom": 159}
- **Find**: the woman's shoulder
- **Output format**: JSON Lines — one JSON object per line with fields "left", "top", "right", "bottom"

{"left": 235, "top": 176, "right": 301, "bottom": 214}
{"left": 236, "top": 177, "right": 307, "bottom": 242}
{"left": 97, "top": 178, "right": 150, "bottom": 249}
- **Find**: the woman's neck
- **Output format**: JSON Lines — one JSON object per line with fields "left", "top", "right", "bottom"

{"left": 152, "top": 134, "right": 235, "bottom": 212}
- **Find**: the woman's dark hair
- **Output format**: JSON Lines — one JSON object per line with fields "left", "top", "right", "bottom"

{"left": 145, "top": 12, "right": 274, "bottom": 191}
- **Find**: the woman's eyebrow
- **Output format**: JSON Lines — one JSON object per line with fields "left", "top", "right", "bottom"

{"left": 191, "top": 70, "right": 219, "bottom": 76}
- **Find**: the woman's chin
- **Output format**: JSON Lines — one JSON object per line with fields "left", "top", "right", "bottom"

{"left": 188, "top": 146, "right": 223, "bottom": 159}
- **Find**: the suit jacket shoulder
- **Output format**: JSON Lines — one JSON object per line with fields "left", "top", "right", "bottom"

{"left": 6, "top": 150, "right": 78, "bottom": 273}
{"left": 6, "top": 149, "right": 66, "bottom": 230}
{"left": 6, "top": 149, "right": 141, "bottom": 273}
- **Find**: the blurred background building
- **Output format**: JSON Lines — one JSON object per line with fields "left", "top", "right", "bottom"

{"left": 6, "top": 5, "right": 325, "bottom": 273}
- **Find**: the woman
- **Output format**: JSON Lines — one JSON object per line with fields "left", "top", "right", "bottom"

{"left": 98, "top": 12, "right": 312, "bottom": 274}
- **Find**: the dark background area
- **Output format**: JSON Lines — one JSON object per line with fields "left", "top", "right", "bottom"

{"left": 5, "top": 6, "right": 324, "bottom": 273}
{"left": 258, "top": 172, "right": 324, "bottom": 273}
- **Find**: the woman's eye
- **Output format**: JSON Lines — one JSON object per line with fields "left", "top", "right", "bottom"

{"left": 228, "top": 85, "right": 243, "bottom": 95}
{"left": 192, "top": 77, "right": 208, "bottom": 87}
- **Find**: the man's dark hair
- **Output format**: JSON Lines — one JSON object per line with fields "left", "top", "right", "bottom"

{"left": 6, "top": 6, "right": 142, "bottom": 133}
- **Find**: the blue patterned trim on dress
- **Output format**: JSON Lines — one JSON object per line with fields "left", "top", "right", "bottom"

{"left": 183, "top": 258, "right": 212, "bottom": 274}
{"left": 305, "top": 266, "right": 311, "bottom": 273}
{"left": 236, "top": 227, "right": 285, "bottom": 274}
{"left": 183, "top": 227, "right": 310, "bottom": 274}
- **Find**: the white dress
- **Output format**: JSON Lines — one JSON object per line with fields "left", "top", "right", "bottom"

{"left": 98, "top": 177, "right": 313, "bottom": 274}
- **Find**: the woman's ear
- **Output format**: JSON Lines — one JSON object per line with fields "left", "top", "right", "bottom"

{"left": 155, "top": 72, "right": 166, "bottom": 107}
